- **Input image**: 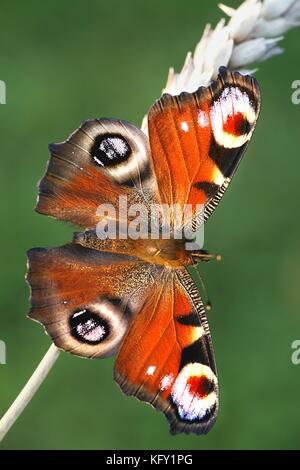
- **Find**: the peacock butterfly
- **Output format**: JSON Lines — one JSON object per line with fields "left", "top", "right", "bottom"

{"left": 26, "top": 67, "right": 261, "bottom": 435}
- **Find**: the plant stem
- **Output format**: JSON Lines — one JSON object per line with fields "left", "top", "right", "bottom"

{"left": 0, "top": 344, "right": 60, "bottom": 443}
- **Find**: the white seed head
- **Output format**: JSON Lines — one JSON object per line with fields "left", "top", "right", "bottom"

{"left": 161, "top": 0, "right": 300, "bottom": 98}
{"left": 229, "top": 36, "right": 283, "bottom": 68}
{"left": 251, "top": 17, "right": 300, "bottom": 37}
{"left": 227, "top": 0, "right": 262, "bottom": 43}
{"left": 261, "top": 0, "right": 296, "bottom": 20}
{"left": 286, "top": 1, "right": 300, "bottom": 20}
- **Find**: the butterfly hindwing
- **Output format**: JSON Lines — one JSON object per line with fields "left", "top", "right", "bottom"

{"left": 114, "top": 268, "right": 218, "bottom": 435}
{"left": 27, "top": 243, "right": 161, "bottom": 358}
{"left": 36, "top": 119, "right": 156, "bottom": 229}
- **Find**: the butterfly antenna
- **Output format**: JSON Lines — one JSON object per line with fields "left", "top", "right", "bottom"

{"left": 192, "top": 251, "right": 222, "bottom": 262}
{"left": 193, "top": 266, "right": 212, "bottom": 312}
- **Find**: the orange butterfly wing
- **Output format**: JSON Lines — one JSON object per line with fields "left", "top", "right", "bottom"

{"left": 27, "top": 244, "right": 161, "bottom": 358}
{"left": 36, "top": 119, "right": 156, "bottom": 229}
{"left": 115, "top": 269, "right": 218, "bottom": 435}
{"left": 148, "top": 67, "right": 261, "bottom": 226}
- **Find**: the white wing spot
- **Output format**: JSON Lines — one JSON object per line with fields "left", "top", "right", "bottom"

{"left": 146, "top": 365, "right": 156, "bottom": 376}
{"left": 198, "top": 110, "right": 209, "bottom": 128}
{"left": 77, "top": 320, "right": 106, "bottom": 342}
{"left": 160, "top": 373, "right": 174, "bottom": 391}
{"left": 181, "top": 121, "right": 189, "bottom": 132}
{"left": 73, "top": 309, "right": 86, "bottom": 318}
{"left": 93, "top": 156, "right": 104, "bottom": 166}
{"left": 99, "top": 136, "right": 129, "bottom": 160}
{"left": 171, "top": 363, "right": 217, "bottom": 421}
{"left": 210, "top": 86, "right": 256, "bottom": 149}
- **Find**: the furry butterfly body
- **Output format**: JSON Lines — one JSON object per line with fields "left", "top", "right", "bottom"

{"left": 27, "top": 68, "right": 261, "bottom": 434}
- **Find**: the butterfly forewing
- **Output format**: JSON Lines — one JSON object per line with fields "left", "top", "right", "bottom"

{"left": 148, "top": 67, "right": 261, "bottom": 228}
{"left": 114, "top": 269, "right": 218, "bottom": 435}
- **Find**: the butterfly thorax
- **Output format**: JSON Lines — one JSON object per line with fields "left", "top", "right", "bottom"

{"left": 73, "top": 230, "right": 194, "bottom": 268}
{"left": 132, "top": 240, "right": 216, "bottom": 268}
{"left": 134, "top": 238, "right": 195, "bottom": 268}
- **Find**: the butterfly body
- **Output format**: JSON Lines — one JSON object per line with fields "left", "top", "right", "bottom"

{"left": 27, "top": 67, "right": 261, "bottom": 434}
{"left": 74, "top": 231, "right": 194, "bottom": 268}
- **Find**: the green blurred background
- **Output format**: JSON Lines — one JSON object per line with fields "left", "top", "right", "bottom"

{"left": 0, "top": 0, "right": 300, "bottom": 450}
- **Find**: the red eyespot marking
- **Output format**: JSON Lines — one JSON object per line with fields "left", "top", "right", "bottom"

{"left": 223, "top": 112, "right": 249, "bottom": 136}
{"left": 187, "top": 375, "right": 213, "bottom": 398}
